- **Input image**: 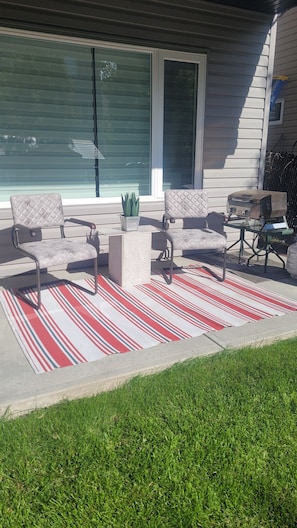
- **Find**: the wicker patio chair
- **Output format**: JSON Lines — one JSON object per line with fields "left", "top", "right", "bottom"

{"left": 161, "top": 189, "right": 227, "bottom": 284}
{"left": 10, "top": 193, "right": 98, "bottom": 309}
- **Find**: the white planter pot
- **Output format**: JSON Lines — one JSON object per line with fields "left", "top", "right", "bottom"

{"left": 120, "top": 215, "right": 140, "bottom": 232}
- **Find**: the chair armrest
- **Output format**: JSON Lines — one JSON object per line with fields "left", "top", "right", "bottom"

{"left": 11, "top": 225, "right": 42, "bottom": 247}
{"left": 11, "top": 226, "right": 19, "bottom": 248}
{"left": 162, "top": 213, "right": 175, "bottom": 230}
{"left": 65, "top": 218, "right": 96, "bottom": 230}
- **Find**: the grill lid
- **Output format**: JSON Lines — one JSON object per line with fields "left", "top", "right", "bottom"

{"left": 227, "top": 190, "right": 287, "bottom": 220}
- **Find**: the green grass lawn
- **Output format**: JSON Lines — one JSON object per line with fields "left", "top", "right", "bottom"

{"left": 1, "top": 339, "right": 297, "bottom": 527}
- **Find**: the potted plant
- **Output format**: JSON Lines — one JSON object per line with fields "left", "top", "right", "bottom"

{"left": 120, "top": 192, "right": 140, "bottom": 231}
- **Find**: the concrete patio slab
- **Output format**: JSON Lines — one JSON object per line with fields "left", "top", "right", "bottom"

{"left": 1, "top": 253, "right": 297, "bottom": 418}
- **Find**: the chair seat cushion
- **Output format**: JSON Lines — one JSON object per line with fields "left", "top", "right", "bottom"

{"left": 19, "top": 238, "right": 97, "bottom": 269}
{"left": 163, "top": 228, "right": 226, "bottom": 251}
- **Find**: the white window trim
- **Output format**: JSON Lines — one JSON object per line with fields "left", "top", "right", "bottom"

{"left": 152, "top": 50, "right": 207, "bottom": 198}
{"left": 269, "top": 98, "right": 285, "bottom": 125}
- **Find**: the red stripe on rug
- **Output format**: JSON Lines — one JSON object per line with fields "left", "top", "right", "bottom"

{"left": 11, "top": 294, "right": 76, "bottom": 370}
{"left": 58, "top": 281, "right": 145, "bottom": 351}
{"left": 3, "top": 291, "right": 54, "bottom": 372}
{"left": 96, "top": 275, "right": 191, "bottom": 341}
{"left": 173, "top": 273, "right": 264, "bottom": 320}
{"left": 37, "top": 302, "right": 89, "bottom": 365}
{"left": 138, "top": 282, "right": 225, "bottom": 330}
{"left": 171, "top": 273, "right": 265, "bottom": 320}
{"left": 197, "top": 267, "right": 297, "bottom": 312}
{"left": 64, "top": 284, "right": 143, "bottom": 351}
{"left": 51, "top": 283, "right": 134, "bottom": 354}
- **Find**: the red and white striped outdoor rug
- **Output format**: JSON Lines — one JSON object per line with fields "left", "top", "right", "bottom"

{"left": 1, "top": 267, "right": 297, "bottom": 374}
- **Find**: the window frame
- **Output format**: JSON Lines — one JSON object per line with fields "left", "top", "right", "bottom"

{"left": 0, "top": 26, "right": 207, "bottom": 207}
{"left": 269, "top": 98, "right": 285, "bottom": 125}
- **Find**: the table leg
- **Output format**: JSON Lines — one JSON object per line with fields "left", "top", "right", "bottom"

{"left": 247, "top": 233, "right": 286, "bottom": 272}
{"left": 227, "top": 228, "right": 255, "bottom": 263}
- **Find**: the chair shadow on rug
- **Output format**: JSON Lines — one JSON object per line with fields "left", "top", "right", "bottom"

{"left": 10, "top": 193, "right": 98, "bottom": 310}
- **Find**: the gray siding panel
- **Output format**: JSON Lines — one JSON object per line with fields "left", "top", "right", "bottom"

{"left": 0, "top": 0, "right": 274, "bottom": 276}
{"left": 267, "top": 7, "right": 297, "bottom": 152}
{"left": 0, "top": 1, "right": 269, "bottom": 46}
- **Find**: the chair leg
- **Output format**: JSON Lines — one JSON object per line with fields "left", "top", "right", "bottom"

{"left": 160, "top": 240, "right": 174, "bottom": 284}
{"left": 161, "top": 246, "right": 226, "bottom": 284}
{"left": 218, "top": 248, "right": 227, "bottom": 282}
{"left": 16, "top": 257, "right": 98, "bottom": 310}
{"left": 157, "top": 247, "right": 170, "bottom": 261}
{"left": 36, "top": 263, "right": 42, "bottom": 308}
{"left": 94, "top": 256, "right": 98, "bottom": 294}
{"left": 169, "top": 242, "right": 174, "bottom": 284}
{"left": 222, "top": 248, "right": 227, "bottom": 281}
{"left": 15, "top": 260, "right": 42, "bottom": 310}
{"left": 75, "top": 256, "right": 98, "bottom": 296}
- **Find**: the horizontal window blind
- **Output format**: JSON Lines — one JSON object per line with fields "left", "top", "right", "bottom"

{"left": 0, "top": 35, "right": 151, "bottom": 200}
{"left": 0, "top": 36, "right": 95, "bottom": 199}
{"left": 95, "top": 49, "right": 151, "bottom": 197}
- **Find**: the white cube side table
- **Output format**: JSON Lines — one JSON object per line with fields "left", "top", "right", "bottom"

{"left": 108, "top": 231, "right": 152, "bottom": 288}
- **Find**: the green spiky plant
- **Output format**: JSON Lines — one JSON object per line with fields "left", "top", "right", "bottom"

{"left": 121, "top": 192, "right": 140, "bottom": 217}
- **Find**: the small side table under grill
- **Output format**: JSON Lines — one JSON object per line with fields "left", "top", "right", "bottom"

{"left": 225, "top": 218, "right": 293, "bottom": 272}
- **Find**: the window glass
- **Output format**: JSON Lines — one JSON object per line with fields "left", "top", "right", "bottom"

{"left": 0, "top": 33, "right": 205, "bottom": 202}
{"left": 0, "top": 36, "right": 95, "bottom": 199}
{"left": 0, "top": 36, "right": 151, "bottom": 200}
{"left": 95, "top": 49, "right": 151, "bottom": 197}
{"left": 163, "top": 60, "right": 198, "bottom": 190}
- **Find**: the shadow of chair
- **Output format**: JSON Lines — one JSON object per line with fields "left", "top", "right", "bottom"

{"left": 10, "top": 193, "right": 98, "bottom": 309}
{"left": 160, "top": 189, "right": 227, "bottom": 284}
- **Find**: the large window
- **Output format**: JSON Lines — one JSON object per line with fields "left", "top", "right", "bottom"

{"left": 0, "top": 32, "right": 206, "bottom": 202}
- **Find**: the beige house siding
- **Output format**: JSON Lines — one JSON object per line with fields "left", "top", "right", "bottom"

{"left": 203, "top": 38, "right": 271, "bottom": 206}
{"left": 267, "top": 7, "right": 297, "bottom": 152}
{"left": 0, "top": 1, "right": 276, "bottom": 277}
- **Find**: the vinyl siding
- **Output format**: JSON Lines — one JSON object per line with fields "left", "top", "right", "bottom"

{"left": 0, "top": 0, "right": 275, "bottom": 277}
{"left": 267, "top": 7, "right": 297, "bottom": 152}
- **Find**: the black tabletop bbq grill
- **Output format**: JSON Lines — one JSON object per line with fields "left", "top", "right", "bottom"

{"left": 226, "top": 190, "right": 288, "bottom": 230}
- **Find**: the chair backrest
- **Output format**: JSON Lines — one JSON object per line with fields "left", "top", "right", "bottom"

{"left": 164, "top": 189, "right": 208, "bottom": 219}
{"left": 10, "top": 193, "right": 65, "bottom": 229}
